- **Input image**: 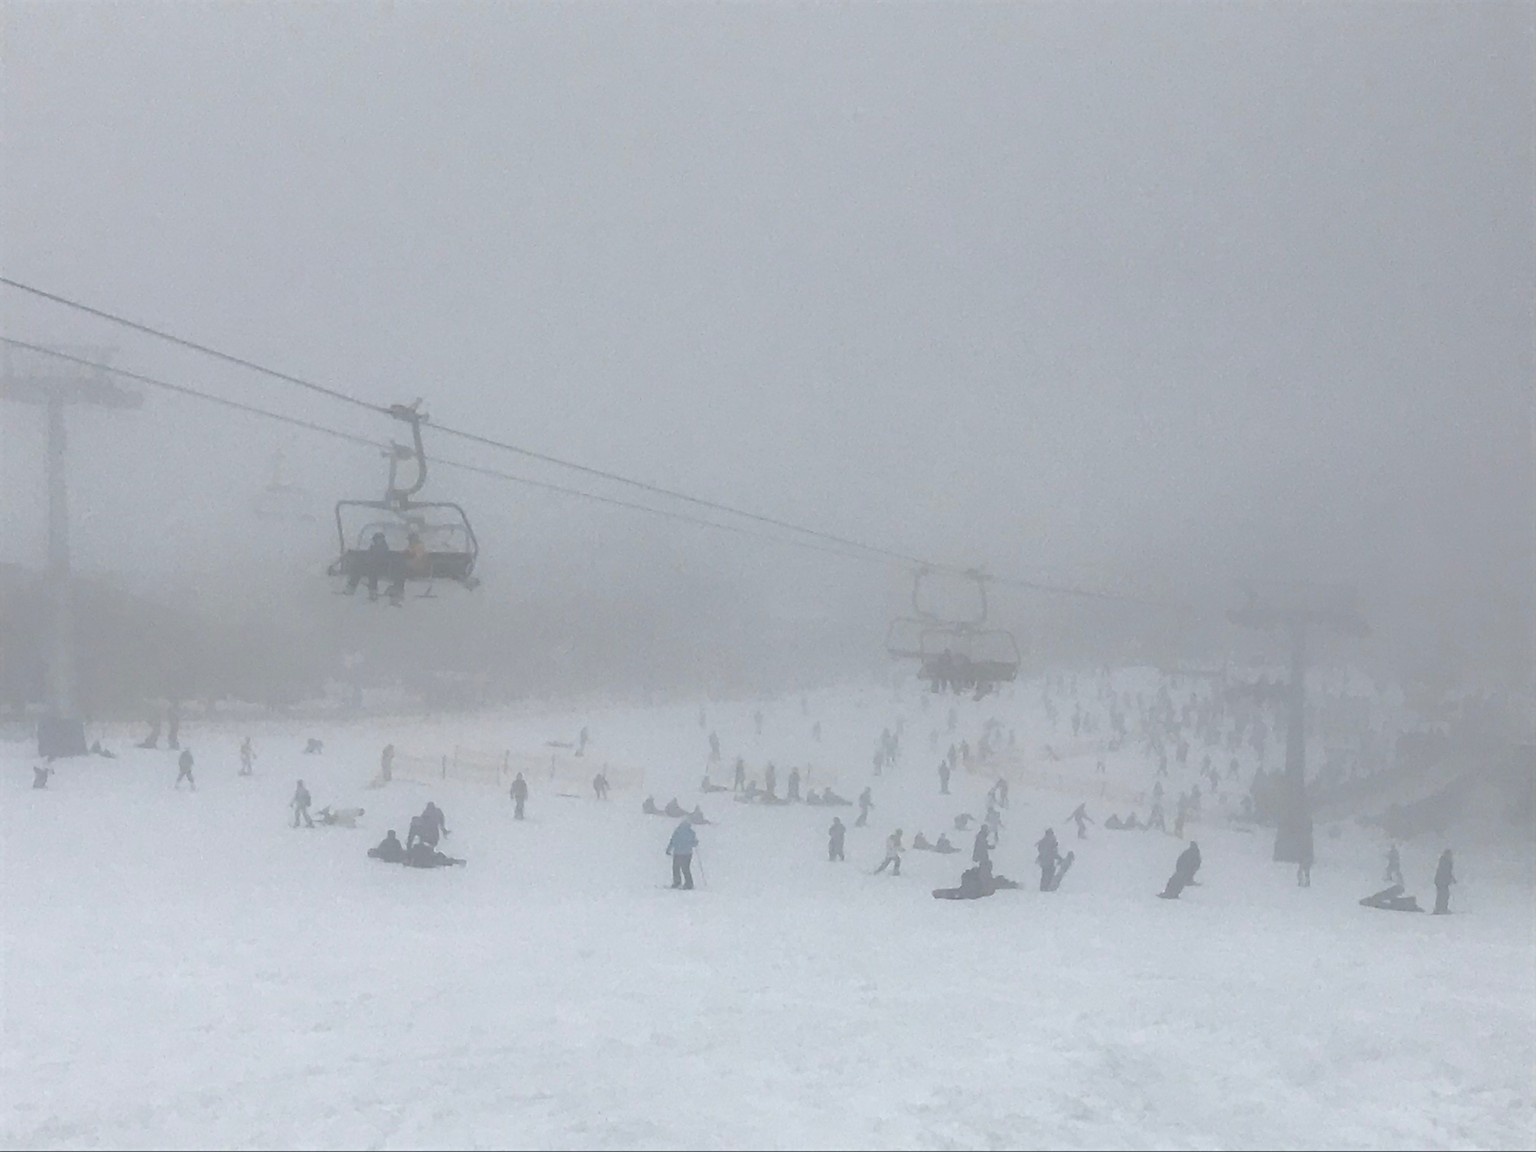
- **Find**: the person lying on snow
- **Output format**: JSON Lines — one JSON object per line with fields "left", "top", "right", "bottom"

{"left": 404, "top": 842, "right": 466, "bottom": 869}
{"left": 316, "top": 806, "right": 365, "bottom": 828}
{"left": 1359, "top": 883, "right": 1422, "bottom": 912}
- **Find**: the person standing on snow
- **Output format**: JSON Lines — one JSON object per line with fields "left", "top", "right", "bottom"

{"left": 1068, "top": 802, "right": 1094, "bottom": 840}
{"left": 1296, "top": 818, "right": 1314, "bottom": 888}
{"left": 239, "top": 737, "right": 255, "bottom": 777}
{"left": 1433, "top": 849, "right": 1456, "bottom": 915}
{"left": 592, "top": 769, "right": 610, "bottom": 800}
{"left": 510, "top": 772, "right": 529, "bottom": 820}
{"left": 1385, "top": 844, "right": 1403, "bottom": 886}
{"left": 1035, "top": 828, "right": 1061, "bottom": 891}
{"left": 732, "top": 757, "right": 746, "bottom": 792}
{"left": 874, "top": 829, "right": 904, "bottom": 875}
{"left": 828, "top": 816, "right": 846, "bottom": 862}
{"left": 667, "top": 819, "right": 699, "bottom": 889}
{"left": 291, "top": 779, "right": 314, "bottom": 827}
{"left": 174, "top": 748, "right": 196, "bottom": 791}
{"left": 856, "top": 786, "right": 874, "bottom": 828}
{"left": 938, "top": 760, "right": 951, "bottom": 795}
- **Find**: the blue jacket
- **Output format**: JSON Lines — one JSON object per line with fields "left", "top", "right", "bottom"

{"left": 667, "top": 823, "right": 698, "bottom": 855}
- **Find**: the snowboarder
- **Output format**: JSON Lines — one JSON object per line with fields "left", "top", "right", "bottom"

{"left": 593, "top": 770, "right": 610, "bottom": 800}
{"left": 1433, "top": 849, "right": 1455, "bottom": 915}
{"left": 32, "top": 764, "right": 54, "bottom": 789}
{"left": 316, "top": 805, "right": 364, "bottom": 828}
{"left": 239, "top": 737, "right": 255, "bottom": 777}
{"left": 510, "top": 772, "right": 529, "bottom": 820}
{"left": 368, "top": 830, "right": 405, "bottom": 863}
{"left": 938, "top": 760, "right": 951, "bottom": 794}
{"left": 1035, "top": 828, "right": 1061, "bottom": 891}
{"left": 291, "top": 780, "right": 314, "bottom": 827}
{"left": 1385, "top": 844, "right": 1403, "bottom": 886}
{"left": 828, "top": 816, "right": 846, "bottom": 862}
{"left": 874, "top": 829, "right": 904, "bottom": 875}
{"left": 666, "top": 819, "right": 699, "bottom": 889}
{"left": 174, "top": 749, "right": 195, "bottom": 790}
{"left": 1068, "top": 802, "right": 1094, "bottom": 840}
{"left": 856, "top": 786, "right": 873, "bottom": 828}
{"left": 1159, "top": 841, "right": 1202, "bottom": 899}
{"left": 346, "top": 531, "right": 390, "bottom": 599}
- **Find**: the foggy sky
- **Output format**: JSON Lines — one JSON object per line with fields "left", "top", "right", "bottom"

{"left": 2, "top": 2, "right": 1532, "bottom": 679}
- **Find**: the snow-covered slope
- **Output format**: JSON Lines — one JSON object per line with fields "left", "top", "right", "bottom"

{"left": 4, "top": 679, "right": 1532, "bottom": 1149}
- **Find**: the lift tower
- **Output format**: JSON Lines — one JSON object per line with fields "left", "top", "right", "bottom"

{"left": 1, "top": 344, "right": 141, "bottom": 756}
{"left": 1228, "top": 580, "right": 1368, "bottom": 862}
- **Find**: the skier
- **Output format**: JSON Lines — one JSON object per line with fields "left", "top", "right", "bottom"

{"left": 787, "top": 767, "right": 802, "bottom": 802}
{"left": 32, "top": 764, "right": 54, "bottom": 789}
{"left": 874, "top": 829, "right": 904, "bottom": 875}
{"left": 856, "top": 786, "right": 874, "bottom": 828}
{"left": 828, "top": 816, "right": 846, "bottom": 862}
{"left": 1296, "top": 818, "right": 1314, "bottom": 888}
{"left": 666, "top": 819, "right": 699, "bottom": 890}
{"left": 291, "top": 780, "right": 314, "bottom": 827}
{"left": 1068, "top": 802, "right": 1094, "bottom": 840}
{"left": 593, "top": 770, "right": 610, "bottom": 800}
{"left": 1433, "top": 849, "right": 1455, "bottom": 915}
{"left": 510, "top": 772, "right": 529, "bottom": 820}
{"left": 1159, "top": 841, "right": 1202, "bottom": 899}
{"left": 1385, "top": 844, "right": 1403, "bottom": 886}
{"left": 368, "top": 830, "right": 406, "bottom": 863}
{"left": 1035, "top": 828, "right": 1061, "bottom": 891}
{"left": 732, "top": 757, "right": 746, "bottom": 792}
{"left": 938, "top": 760, "right": 951, "bottom": 795}
{"left": 174, "top": 749, "right": 195, "bottom": 790}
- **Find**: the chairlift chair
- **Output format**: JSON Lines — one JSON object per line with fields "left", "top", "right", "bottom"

{"left": 326, "top": 402, "right": 480, "bottom": 602}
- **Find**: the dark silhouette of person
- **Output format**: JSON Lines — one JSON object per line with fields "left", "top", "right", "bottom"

{"left": 828, "top": 817, "right": 846, "bottom": 862}
{"left": 1433, "top": 849, "right": 1455, "bottom": 915}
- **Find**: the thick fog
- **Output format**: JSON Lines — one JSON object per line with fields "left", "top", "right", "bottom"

{"left": 2, "top": 3, "right": 1532, "bottom": 701}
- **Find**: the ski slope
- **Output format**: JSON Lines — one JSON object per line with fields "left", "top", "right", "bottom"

{"left": 4, "top": 680, "right": 1532, "bottom": 1150}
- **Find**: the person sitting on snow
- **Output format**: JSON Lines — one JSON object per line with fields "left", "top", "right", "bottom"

{"left": 642, "top": 795, "right": 662, "bottom": 815}
{"left": 664, "top": 798, "right": 689, "bottom": 819}
{"left": 933, "top": 834, "right": 959, "bottom": 854}
{"left": 368, "top": 830, "right": 405, "bottom": 862}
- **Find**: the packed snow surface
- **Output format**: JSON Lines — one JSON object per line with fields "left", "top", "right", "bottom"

{"left": 4, "top": 679, "right": 1533, "bottom": 1150}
